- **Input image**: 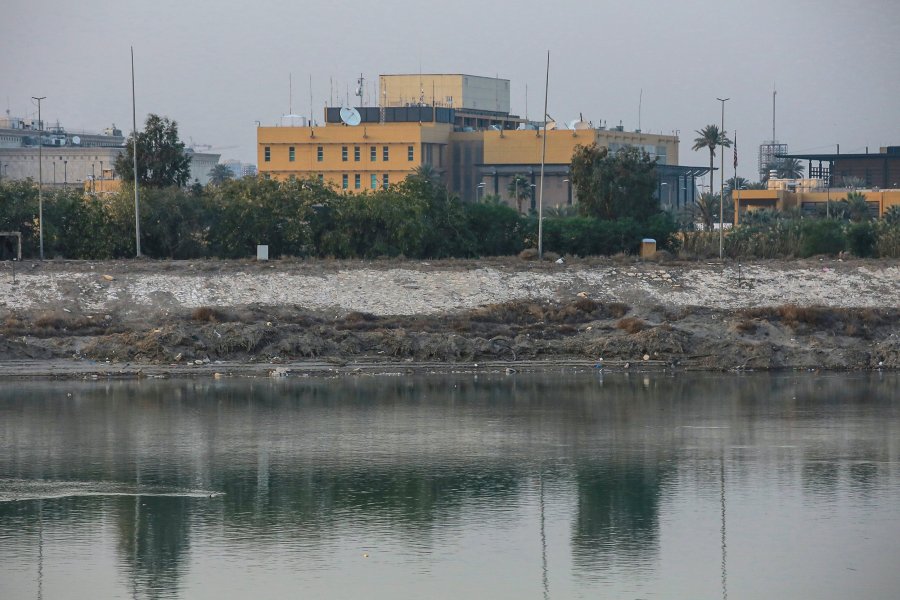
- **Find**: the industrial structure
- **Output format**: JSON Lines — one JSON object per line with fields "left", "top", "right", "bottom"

{"left": 257, "top": 73, "right": 708, "bottom": 211}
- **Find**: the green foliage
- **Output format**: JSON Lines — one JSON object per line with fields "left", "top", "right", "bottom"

{"left": 535, "top": 217, "right": 643, "bottom": 256}
{"left": 115, "top": 114, "right": 192, "bottom": 188}
{"left": 800, "top": 219, "right": 845, "bottom": 257}
{"left": 207, "top": 164, "right": 235, "bottom": 186}
{"left": 846, "top": 221, "right": 876, "bottom": 257}
{"left": 465, "top": 202, "right": 523, "bottom": 257}
{"left": 205, "top": 176, "right": 316, "bottom": 259}
{"left": 506, "top": 174, "right": 533, "bottom": 213}
{"left": 570, "top": 144, "right": 659, "bottom": 221}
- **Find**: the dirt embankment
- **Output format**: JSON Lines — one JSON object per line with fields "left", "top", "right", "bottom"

{"left": 0, "top": 257, "right": 898, "bottom": 375}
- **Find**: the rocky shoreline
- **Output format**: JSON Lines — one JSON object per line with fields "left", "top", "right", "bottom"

{"left": 1, "top": 257, "right": 898, "bottom": 377}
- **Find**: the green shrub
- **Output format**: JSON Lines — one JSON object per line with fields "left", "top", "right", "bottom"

{"left": 800, "top": 220, "right": 845, "bottom": 257}
{"left": 846, "top": 222, "right": 876, "bottom": 257}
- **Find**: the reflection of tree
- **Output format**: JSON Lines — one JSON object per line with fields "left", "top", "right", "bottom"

{"left": 217, "top": 466, "right": 522, "bottom": 537}
{"left": 571, "top": 460, "right": 674, "bottom": 570}
{"left": 113, "top": 496, "right": 191, "bottom": 600}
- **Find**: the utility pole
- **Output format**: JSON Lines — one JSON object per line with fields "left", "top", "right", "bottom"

{"left": 32, "top": 96, "right": 46, "bottom": 260}
{"left": 716, "top": 97, "right": 729, "bottom": 260}
{"left": 538, "top": 51, "right": 550, "bottom": 259}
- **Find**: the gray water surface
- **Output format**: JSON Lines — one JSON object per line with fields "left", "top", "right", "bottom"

{"left": 1, "top": 372, "right": 898, "bottom": 599}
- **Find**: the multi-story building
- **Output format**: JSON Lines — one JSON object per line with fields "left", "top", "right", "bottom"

{"left": 258, "top": 73, "right": 704, "bottom": 212}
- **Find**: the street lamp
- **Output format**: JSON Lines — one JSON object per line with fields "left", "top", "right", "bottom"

{"left": 63, "top": 160, "right": 67, "bottom": 188}
{"left": 716, "top": 97, "right": 730, "bottom": 260}
{"left": 475, "top": 182, "right": 485, "bottom": 202}
{"left": 32, "top": 96, "right": 47, "bottom": 260}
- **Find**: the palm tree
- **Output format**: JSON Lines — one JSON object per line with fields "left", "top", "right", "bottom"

{"left": 207, "top": 164, "right": 235, "bottom": 186}
{"left": 411, "top": 163, "right": 441, "bottom": 185}
{"left": 776, "top": 158, "right": 804, "bottom": 179}
{"left": 693, "top": 192, "right": 720, "bottom": 231}
{"left": 845, "top": 191, "right": 871, "bottom": 222}
{"left": 692, "top": 125, "right": 731, "bottom": 201}
{"left": 506, "top": 174, "right": 532, "bottom": 213}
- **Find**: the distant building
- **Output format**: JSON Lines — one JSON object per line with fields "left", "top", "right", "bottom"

{"left": 0, "top": 114, "right": 218, "bottom": 187}
{"left": 257, "top": 72, "right": 706, "bottom": 212}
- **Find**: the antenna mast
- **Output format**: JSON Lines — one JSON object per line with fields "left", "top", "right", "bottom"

{"left": 772, "top": 85, "right": 776, "bottom": 142}
{"left": 638, "top": 88, "right": 642, "bottom": 132}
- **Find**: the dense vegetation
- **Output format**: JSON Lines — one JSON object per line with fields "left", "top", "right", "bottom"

{"left": 0, "top": 173, "right": 677, "bottom": 260}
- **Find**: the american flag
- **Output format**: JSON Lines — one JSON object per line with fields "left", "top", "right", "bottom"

{"left": 733, "top": 133, "right": 738, "bottom": 170}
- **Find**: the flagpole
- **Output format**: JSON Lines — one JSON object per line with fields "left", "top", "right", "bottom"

{"left": 734, "top": 131, "right": 739, "bottom": 227}
{"left": 538, "top": 50, "right": 549, "bottom": 259}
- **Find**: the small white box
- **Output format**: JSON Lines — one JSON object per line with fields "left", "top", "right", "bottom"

{"left": 257, "top": 245, "right": 269, "bottom": 261}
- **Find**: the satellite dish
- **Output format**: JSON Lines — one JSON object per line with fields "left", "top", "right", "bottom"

{"left": 340, "top": 107, "right": 362, "bottom": 126}
{"left": 72, "top": 135, "right": 81, "bottom": 145}
{"left": 567, "top": 119, "right": 590, "bottom": 130}
{"left": 545, "top": 121, "right": 557, "bottom": 131}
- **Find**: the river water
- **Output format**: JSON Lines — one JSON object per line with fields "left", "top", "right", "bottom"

{"left": 1, "top": 372, "right": 898, "bottom": 599}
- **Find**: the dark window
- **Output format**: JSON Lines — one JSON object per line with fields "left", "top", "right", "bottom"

{"left": 407, "top": 145, "right": 414, "bottom": 161}
{"left": 370, "top": 146, "right": 376, "bottom": 161}
{"left": 354, "top": 146, "right": 360, "bottom": 161}
{"left": 354, "top": 173, "right": 361, "bottom": 189}
{"left": 317, "top": 146, "right": 323, "bottom": 162}
{"left": 370, "top": 174, "right": 377, "bottom": 189}
{"left": 264, "top": 146, "right": 271, "bottom": 162}
{"left": 382, "top": 173, "right": 389, "bottom": 188}
{"left": 342, "top": 174, "right": 348, "bottom": 189}
{"left": 289, "top": 146, "right": 295, "bottom": 162}
{"left": 342, "top": 146, "right": 348, "bottom": 161}
{"left": 383, "top": 146, "right": 389, "bottom": 161}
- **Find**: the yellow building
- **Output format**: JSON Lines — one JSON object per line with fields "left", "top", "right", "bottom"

{"left": 257, "top": 73, "right": 685, "bottom": 210}
{"left": 258, "top": 120, "right": 453, "bottom": 191}
{"left": 735, "top": 183, "right": 900, "bottom": 223}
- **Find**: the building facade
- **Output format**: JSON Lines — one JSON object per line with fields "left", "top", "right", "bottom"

{"left": 257, "top": 73, "right": 693, "bottom": 211}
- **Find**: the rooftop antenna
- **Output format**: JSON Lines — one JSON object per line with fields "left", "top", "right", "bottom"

{"left": 289, "top": 72, "right": 293, "bottom": 115}
{"left": 772, "top": 84, "right": 777, "bottom": 142}
{"left": 525, "top": 83, "right": 528, "bottom": 122}
{"left": 638, "top": 88, "right": 642, "bottom": 132}
{"left": 356, "top": 73, "right": 364, "bottom": 106}
{"left": 309, "top": 74, "right": 313, "bottom": 125}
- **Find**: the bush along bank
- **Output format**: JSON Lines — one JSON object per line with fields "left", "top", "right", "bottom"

{"left": 0, "top": 177, "right": 677, "bottom": 261}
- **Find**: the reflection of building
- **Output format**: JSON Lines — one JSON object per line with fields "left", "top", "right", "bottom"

{"left": 258, "top": 73, "right": 706, "bottom": 212}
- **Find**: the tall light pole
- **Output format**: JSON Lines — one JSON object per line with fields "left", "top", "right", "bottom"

{"left": 32, "top": 96, "right": 46, "bottom": 260}
{"left": 716, "top": 97, "right": 729, "bottom": 260}
{"left": 63, "top": 160, "right": 67, "bottom": 188}
{"left": 132, "top": 46, "right": 142, "bottom": 257}
{"left": 475, "top": 182, "right": 485, "bottom": 202}
{"left": 538, "top": 51, "right": 550, "bottom": 259}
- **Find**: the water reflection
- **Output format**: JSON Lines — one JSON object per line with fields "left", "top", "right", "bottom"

{"left": 1, "top": 373, "right": 898, "bottom": 599}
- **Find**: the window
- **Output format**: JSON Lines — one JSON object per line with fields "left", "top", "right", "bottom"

{"left": 407, "top": 145, "right": 414, "bottom": 161}
{"left": 264, "top": 146, "right": 271, "bottom": 162}
{"left": 318, "top": 173, "right": 324, "bottom": 183}
{"left": 342, "top": 174, "right": 348, "bottom": 189}
{"left": 354, "top": 173, "right": 361, "bottom": 189}
{"left": 382, "top": 145, "right": 389, "bottom": 161}
{"left": 370, "top": 146, "right": 376, "bottom": 161}
{"left": 370, "top": 174, "right": 377, "bottom": 189}
{"left": 342, "top": 146, "right": 348, "bottom": 161}
{"left": 317, "top": 146, "right": 323, "bottom": 162}
{"left": 354, "top": 146, "right": 360, "bottom": 161}
{"left": 382, "top": 173, "right": 389, "bottom": 189}
{"left": 289, "top": 146, "right": 295, "bottom": 162}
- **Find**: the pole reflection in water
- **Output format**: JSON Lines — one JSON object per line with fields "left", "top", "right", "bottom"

{"left": 721, "top": 454, "right": 727, "bottom": 600}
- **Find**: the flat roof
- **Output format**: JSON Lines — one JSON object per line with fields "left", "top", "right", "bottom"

{"left": 776, "top": 152, "right": 898, "bottom": 161}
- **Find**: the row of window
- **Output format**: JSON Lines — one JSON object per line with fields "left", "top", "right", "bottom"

{"left": 263, "top": 145, "right": 415, "bottom": 163}
{"left": 341, "top": 173, "right": 390, "bottom": 190}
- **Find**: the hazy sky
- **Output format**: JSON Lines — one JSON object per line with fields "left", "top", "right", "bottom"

{"left": 3, "top": 0, "right": 899, "bottom": 177}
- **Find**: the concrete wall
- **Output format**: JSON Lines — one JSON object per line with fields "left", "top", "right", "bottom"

{"left": 0, "top": 147, "right": 123, "bottom": 187}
